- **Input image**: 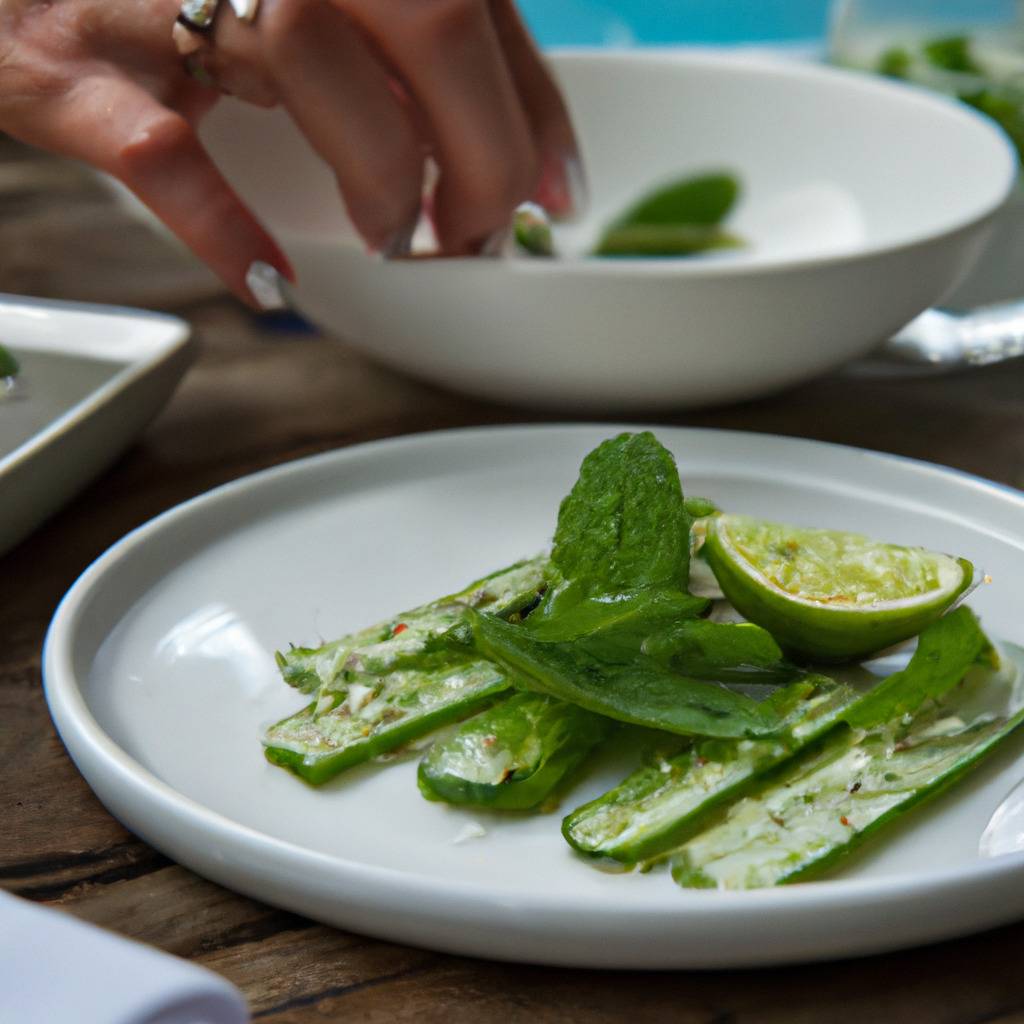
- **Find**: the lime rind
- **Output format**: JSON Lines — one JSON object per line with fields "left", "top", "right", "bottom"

{"left": 705, "top": 515, "right": 973, "bottom": 661}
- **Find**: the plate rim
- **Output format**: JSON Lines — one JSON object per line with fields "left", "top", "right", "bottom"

{"left": 41, "top": 424, "right": 1024, "bottom": 962}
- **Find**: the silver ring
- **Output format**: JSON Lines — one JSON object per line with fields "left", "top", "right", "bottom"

{"left": 173, "top": 0, "right": 261, "bottom": 84}
{"left": 178, "top": 0, "right": 220, "bottom": 32}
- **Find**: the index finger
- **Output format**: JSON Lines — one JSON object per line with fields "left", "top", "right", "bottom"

{"left": 488, "top": 0, "right": 586, "bottom": 219}
{"left": 339, "top": 0, "right": 540, "bottom": 255}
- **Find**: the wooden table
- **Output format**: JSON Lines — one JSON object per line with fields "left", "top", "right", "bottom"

{"left": 3, "top": 137, "right": 1024, "bottom": 1023}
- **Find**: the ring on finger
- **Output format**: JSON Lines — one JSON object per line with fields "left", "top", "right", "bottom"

{"left": 172, "top": 0, "right": 262, "bottom": 89}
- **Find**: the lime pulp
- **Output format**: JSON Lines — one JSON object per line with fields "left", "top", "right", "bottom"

{"left": 703, "top": 514, "right": 973, "bottom": 661}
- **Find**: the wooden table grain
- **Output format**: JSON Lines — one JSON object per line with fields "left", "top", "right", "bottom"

{"left": 3, "top": 137, "right": 1024, "bottom": 1023}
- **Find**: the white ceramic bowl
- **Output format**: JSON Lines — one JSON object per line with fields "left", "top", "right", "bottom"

{"left": 199, "top": 51, "right": 1016, "bottom": 409}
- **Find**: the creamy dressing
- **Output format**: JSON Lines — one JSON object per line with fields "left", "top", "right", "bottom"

{"left": 672, "top": 645, "right": 1024, "bottom": 890}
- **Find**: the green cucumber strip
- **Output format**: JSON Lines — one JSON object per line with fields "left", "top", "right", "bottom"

{"left": 264, "top": 657, "right": 508, "bottom": 785}
{"left": 275, "top": 556, "right": 549, "bottom": 694}
{"left": 264, "top": 558, "right": 548, "bottom": 784}
{"left": 562, "top": 675, "right": 850, "bottom": 863}
{"left": 417, "top": 692, "right": 613, "bottom": 811}
{"left": 563, "top": 608, "right": 989, "bottom": 863}
{"left": 670, "top": 648, "right": 1024, "bottom": 890}
{"left": 471, "top": 610, "right": 793, "bottom": 739}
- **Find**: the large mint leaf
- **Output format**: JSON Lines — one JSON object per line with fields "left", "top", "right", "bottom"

{"left": 537, "top": 431, "right": 692, "bottom": 629}
{"left": 472, "top": 611, "right": 788, "bottom": 739}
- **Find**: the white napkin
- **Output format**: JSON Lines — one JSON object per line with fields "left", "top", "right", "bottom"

{"left": 0, "top": 889, "right": 250, "bottom": 1024}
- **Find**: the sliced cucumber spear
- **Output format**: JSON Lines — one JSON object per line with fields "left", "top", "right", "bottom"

{"left": 562, "top": 674, "right": 849, "bottom": 863}
{"left": 418, "top": 692, "right": 613, "bottom": 811}
{"left": 563, "top": 608, "right": 992, "bottom": 864}
{"left": 263, "top": 557, "right": 548, "bottom": 784}
{"left": 671, "top": 645, "right": 1024, "bottom": 889}
{"left": 265, "top": 657, "right": 510, "bottom": 785}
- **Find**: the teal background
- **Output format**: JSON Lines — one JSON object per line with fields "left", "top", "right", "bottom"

{"left": 518, "top": 0, "right": 832, "bottom": 46}
{"left": 518, "top": 0, "right": 1017, "bottom": 47}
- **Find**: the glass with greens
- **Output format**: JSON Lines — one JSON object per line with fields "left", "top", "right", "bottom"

{"left": 264, "top": 432, "right": 1024, "bottom": 891}
{"left": 830, "top": 0, "right": 1024, "bottom": 160}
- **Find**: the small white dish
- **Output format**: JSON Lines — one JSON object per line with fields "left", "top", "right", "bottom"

{"left": 0, "top": 295, "right": 193, "bottom": 556}
{"left": 43, "top": 425, "right": 1024, "bottom": 968}
{"left": 194, "top": 50, "right": 1015, "bottom": 409}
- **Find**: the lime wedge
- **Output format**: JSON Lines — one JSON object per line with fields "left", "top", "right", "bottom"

{"left": 703, "top": 514, "right": 973, "bottom": 661}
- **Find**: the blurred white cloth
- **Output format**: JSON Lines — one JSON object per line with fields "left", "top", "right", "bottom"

{"left": 0, "top": 889, "right": 249, "bottom": 1024}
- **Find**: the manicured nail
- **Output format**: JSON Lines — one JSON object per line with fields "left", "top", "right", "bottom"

{"left": 246, "top": 260, "right": 286, "bottom": 310}
{"left": 563, "top": 151, "right": 589, "bottom": 216}
{"left": 476, "top": 227, "right": 510, "bottom": 258}
{"left": 381, "top": 223, "right": 416, "bottom": 260}
{"left": 534, "top": 149, "right": 589, "bottom": 220}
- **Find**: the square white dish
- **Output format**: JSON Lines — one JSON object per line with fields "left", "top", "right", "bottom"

{"left": 0, "top": 295, "right": 193, "bottom": 556}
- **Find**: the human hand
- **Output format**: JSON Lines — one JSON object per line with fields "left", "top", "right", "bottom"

{"left": 1, "top": 0, "right": 582, "bottom": 305}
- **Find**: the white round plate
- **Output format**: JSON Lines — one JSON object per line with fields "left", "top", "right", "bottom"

{"left": 44, "top": 426, "right": 1024, "bottom": 968}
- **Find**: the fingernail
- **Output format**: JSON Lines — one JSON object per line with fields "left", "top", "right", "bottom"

{"left": 476, "top": 227, "right": 510, "bottom": 258}
{"left": 534, "top": 149, "right": 589, "bottom": 221}
{"left": 563, "top": 150, "right": 589, "bottom": 217}
{"left": 381, "top": 218, "right": 418, "bottom": 260}
{"left": 246, "top": 260, "right": 286, "bottom": 310}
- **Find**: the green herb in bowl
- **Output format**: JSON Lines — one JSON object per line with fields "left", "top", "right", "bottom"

{"left": 595, "top": 171, "right": 744, "bottom": 257}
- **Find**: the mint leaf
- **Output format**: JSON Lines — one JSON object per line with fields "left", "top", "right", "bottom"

{"left": 472, "top": 610, "right": 786, "bottom": 739}
{"left": 642, "top": 619, "right": 796, "bottom": 684}
{"left": 609, "top": 172, "right": 740, "bottom": 229}
{"left": 540, "top": 431, "right": 690, "bottom": 620}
